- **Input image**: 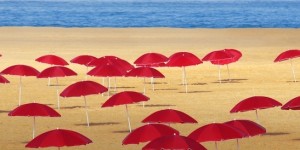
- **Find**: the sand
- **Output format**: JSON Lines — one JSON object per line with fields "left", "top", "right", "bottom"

{"left": 1, "top": 27, "right": 300, "bottom": 149}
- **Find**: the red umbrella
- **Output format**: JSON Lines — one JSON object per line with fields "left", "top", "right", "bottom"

{"left": 122, "top": 123, "right": 179, "bottom": 145}
{"left": 37, "top": 66, "right": 77, "bottom": 109}
{"left": 210, "top": 49, "right": 242, "bottom": 81}
{"left": 125, "top": 67, "right": 165, "bottom": 94}
{"left": 142, "top": 108, "right": 197, "bottom": 124}
{"left": 134, "top": 52, "right": 168, "bottom": 66}
{"left": 188, "top": 123, "right": 246, "bottom": 150}
{"left": 274, "top": 49, "right": 300, "bottom": 82}
{"left": 143, "top": 134, "right": 207, "bottom": 150}
{"left": 35, "top": 54, "right": 69, "bottom": 66}
{"left": 0, "top": 74, "right": 9, "bottom": 83}
{"left": 88, "top": 63, "right": 127, "bottom": 96}
{"left": 25, "top": 128, "right": 92, "bottom": 149}
{"left": 230, "top": 96, "right": 282, "bottom": 122}
{"left": 70, "top": 55, "right": 97, "bottom": 79}
{"left": 166, "top": 52, "right": 202, "bottom": 93}
{"left": 88, "top": 55, "right": 134, "bottom": 72}
{"left": 60, "top": 81, "right": 108, "bottom": 126}
{"left": 102, "top": 91, "right": 150, "bottom": 132}
{"left": 281, "top": 96, "right": 300, "bottom": 110}
{"left": 1, "top": 64, "right": 40, "bottom": 106}
{"left": 9, "top": 103, "right": 61, "bottom": 138}
{"left": 202, "top": 50, "right": 235, "bottom": 83}
{"left": 224, "top": 119, "right": 266, "bottom": 149}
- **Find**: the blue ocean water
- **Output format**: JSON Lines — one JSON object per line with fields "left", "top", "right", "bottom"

{"left": 0, "top": 0, "right": 300, "bottom": 28}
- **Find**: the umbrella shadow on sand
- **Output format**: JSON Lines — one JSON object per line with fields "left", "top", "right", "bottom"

{"left": 211, "top": 78, "right": 248, "bottom": 84}
{"left": 75, "top": 122, "right": 120, "bottom": 126}
{"left": 178, "top": 91, "right": 212, "bottom": 94}
{"left": 48, "top": 84, "right": 67, "bottom": 87}
{"left": 0, "top": 110, "right": 10, "bottom": 113}
{"left": 190, "top": 82, "right": 207, "bottom": 85}
{"left": 141, "top": 104, "right": 176, "bottom": 108}
{"left": 60, "top": 106, "right": 85, "bottom": 109}
{"left": 154, "top": 88, "right": 178, "bottom": 91}
{"left": 116, "top": 86, "right": 136, "bottom": 89}
{"left": 113, "top": 130, "right": 130, "bottom": 134}
{"left": 263, "top": 132, "right": 290, "bottom": 136}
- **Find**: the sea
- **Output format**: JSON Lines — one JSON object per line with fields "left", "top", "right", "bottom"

{"left": 0, "top": 0, "right": 300, "bottom": 28}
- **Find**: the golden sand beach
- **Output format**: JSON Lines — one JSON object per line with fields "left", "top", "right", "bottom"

{"left": 1, "top": 27, "right": 300, "bottom": 149}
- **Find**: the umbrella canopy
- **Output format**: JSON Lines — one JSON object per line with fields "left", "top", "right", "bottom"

{"left": 60, "top": 80, "right": 108, "bottom": 97}
{"left": 88, "top": 63, "right": 127, "bottom": 77}
{"left": 0, "top": 74, "right": 9, "bottom": 83}
{"left": 70, "top": 55, "right": 97, "bottom": 67}
{"left": 230, "top": 96, "right": 282, "bottom": 113}
{"left": 60, "top": 80, "right": 108, "bottom": 126}
{"left": 274, "top": 49, "right": 300, "bottom": 82}
{"left": 125, "top": 67, "right": 165, "bottom": 94}
{"left": 274, "top": 49, "right": 300, "bottom": 62}
{"left": 35, "top": 54, "right": 69, "bottom": 66}
{"left": 37, "top": 66, "right": 77, "bottom": 78}
{"left": 37, "top": 66, "right": 77, "bottom": 109}
{"left": 166, "top": 52, "right": 202, "bottom": 93}
{"left": 211, "top": 49, "right": 242, "bottom": 65}
{"left": 122, "top": 124, "right": 179, "bottom": 145}
{"left": 134, "top": 52, "right": 168, "bottom": 66}
{"left": 230, "top": 96, "right": 282, "bottom": 123}
{"left": 281, "top": 96, "right": 300, "bottom": 110}
{"left": 188, "top": 123, "right": 246, "bottom": 150}
{"left": 1, "top": 64, "right": 40, "bottom": 106}
{"left": 88, "top": 55, "right": 134, "bottom": 71}
{"left": 142, "top": 108, "right": 197, "bottom": 124}
{"left": 1, "top": 64, "right": 39, "bottom": 76}
{"left": 224, "top": 119, "right": 266, "bottom": 137}
{"left": 9, "top": 103, "right": 61, "bottom": 138}
{"left": 25, "top": 128, "right": 92, "bottom": 148}
{"left": 166, "top": 52, "right": 202, "bottom": 67}
{"left": 102, "top": 91, "right": 150, "bottom": 132}
{"left": 142, "top": 134, "right": 207, "bottom": 150}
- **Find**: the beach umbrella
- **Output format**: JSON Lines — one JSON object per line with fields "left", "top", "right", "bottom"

{"left": 122, "top": 123, "right": 179, "bottom": 145}
{"left": 134, "top": 52, "right": 168, "bottom": 66}
{"left": 1, "top": 64, "right": 40, "bottom": 106}
{"left": 166, "top": 52, "right": 202, "bottom": 93}
{"left": 188, "top": 123, "right": 246, "bottom": 150}
{"left": 142, "top": 108, "right": 197, "bottom": 124}
{"left": 88, "top": 55, "right": 134, "bottom": 72}
{"left": 8, "top": 103, "right": 61, "bottom": 139}
{"left": 70, "top": 55, "right": 97, "bottom": 79}
{"left": 35, "top": 54, "right": 69, "bottom": 85}
{"left": 37, "top": 66, "right": 77, "bottom": 109}
{"left": 274, "top": 49, "right": 300, "bottom": 82}
{"left": 210, "top": 49, "right": 242, "bottom": 81}
{"left": 0, "top": 74, "right": 10, "bottom": 83}
{"left": 25, "top": 128, "right": 92, "bottom": 149}
{"left": 60, "top": 80, "right": 108, "bottom": 127}
{"left": 281, "top": 96, "right": 300, "bottom": 110}
{"left": 224, "top": 119, "right": 266, "bottom": 149}
{"left": 125, "top": 67, "right": 165, "bottom": 94}
{"left": 202, "top": 50, "right": 234, "bottom": 83}
{"left": 87, "top": 63, "right": 127, "bottom": 96}
{"left": 143, "top": 133, "right": 207, "bottom": 150}
{"left": 230, "top": 96, "right": 282, "bottom": 123}
{"left": 102, "top": 91, "right": 150, "bottom": 132}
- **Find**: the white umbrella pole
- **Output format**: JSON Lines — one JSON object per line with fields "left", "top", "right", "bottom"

{"left": 108, "top": 77, "right": 110, "bottom": 96}
{"left": 18, "top": 76, "right": 22, "bottom": 106}
{"left": 32, "top": 116, "right": 36, "bottom": 139}
{"left": 48, "top": 77, "right": 51, "bottom": 86}
{"left": 182, "top": 67, "right": 185, "bottom": 85}
{"left": 125, "top": 104, "right": 132, "bottom": 132}
{"left": 184, "top": 66, "right": 187, "bottom": 93}
{"left": 151, "top": 77, "right": 154, "bottom": 91}
{"left": 227, "top": 64, "right": 231, "bottom": 81}
{"left": 218, "top": 65, "right": 222, "bottom": 83}
{"left": 236, "top": 139, "right": 240, "bottom": 150}
{"left": 255, "top": 109, "right": 260, "bottom": 124}
{"left": 56, "top": 77, "right": 60, "bottom": 109}
{"left": 143, "top": 77, "right": 146, "bottom": 107}
{"left": 215, "top": 141, "right": 218, "bottom": 150}
{"left": 290, "top": 59, "right": 296, "bottom": 82}
{"left": 84, "top": 96, "right": 90, "bottom": 127}
{"left": 114, "top": 77, "right": 117, "bottom": 92}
